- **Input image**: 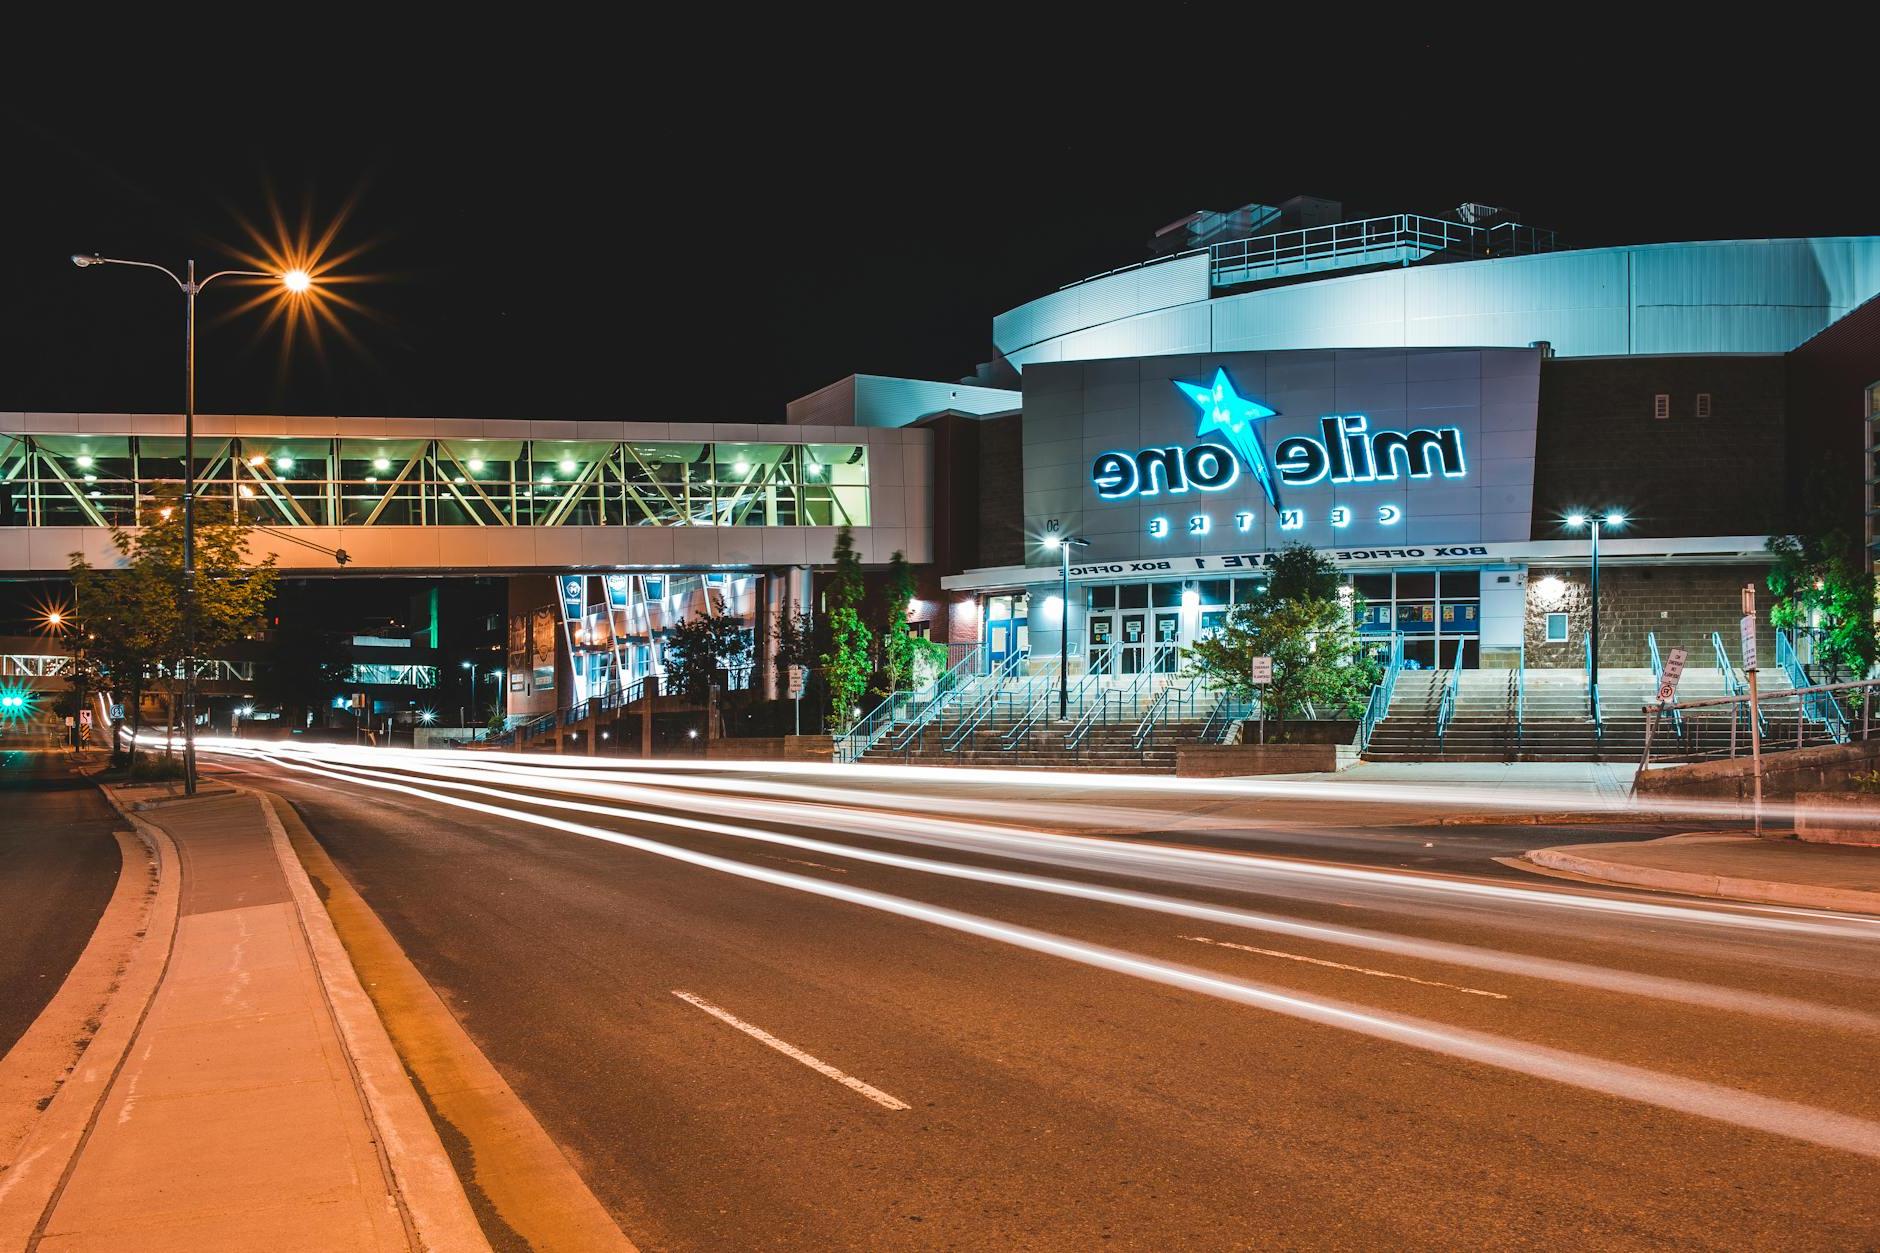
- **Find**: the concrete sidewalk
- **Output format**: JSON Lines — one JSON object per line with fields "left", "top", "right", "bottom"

{"left": 0, "top": 788, "right": 484, "bottom": 1251}
{"left": 1526, "top": 832, "right": 1880, "bottom": 914}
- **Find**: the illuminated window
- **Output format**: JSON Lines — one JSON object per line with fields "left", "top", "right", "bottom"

{"left": 1545, "top": 612, "right": 1569, "bottom": 643}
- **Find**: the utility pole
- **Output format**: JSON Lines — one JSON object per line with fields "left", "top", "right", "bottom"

{"left": 1742, "top": 584, "right": 1764, "bottom": 837}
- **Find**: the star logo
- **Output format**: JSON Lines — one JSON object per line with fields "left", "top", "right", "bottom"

{"left": 1173, "top": 369, "right": 1280, "bottom": 508}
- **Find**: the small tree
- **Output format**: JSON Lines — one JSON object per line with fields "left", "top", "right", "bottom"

{"left": 663, "top": 606, "right": 752, "bottom": 738}
{"left": 821, "top": 526, "right": 873, "bottom": 730}
{"left": 1767, "top": 531, "right": 1877, "bottom": 683}
{"left": 1183, "top": 545, "right": 1376, "bottom": 737}
{"left": 70, "top": 488, "right": 277, "bottom": 761}
{"left": 879, "top": 550, "right": 946, "bottom": 694}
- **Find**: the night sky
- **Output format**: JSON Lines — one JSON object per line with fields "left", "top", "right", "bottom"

{"left": 0, "top": 32, "right": 1859, "bottom": 427}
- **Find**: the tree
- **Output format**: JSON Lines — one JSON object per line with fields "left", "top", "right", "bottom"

{"left": 820, "top": 525, "right": 873, "bottom": 730}
{"left": 879, "top": 550, "right": 945, "bottom": 694}
{"left": 662, "top": 603, "right": 752, "bottom": 738}
{"left": 1767, "top": 531, "right": 1877, "bottom": 682}
{"left": 775, "top": 604, "right": 817, "bottom": 672}
{"left": 69, "top": 487, "right": 277, "bottom": 760}
{"left": 1183, "top": 544, "right": 1377, "bottom": 736}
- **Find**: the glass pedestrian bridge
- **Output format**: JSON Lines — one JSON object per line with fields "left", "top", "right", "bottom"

{"left": 0, "top": 431, "right": 871, "bottom": 529}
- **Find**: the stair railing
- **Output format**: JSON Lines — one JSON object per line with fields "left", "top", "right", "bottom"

{"left": 1001, "top": 646, "right": 1112, "bottom": 753}
{"left": 1777, "top": 629, "right": 1850, "bottom": 743}
{"left": 1131, "top": 679, "right": 1199, "bottom": 753}
{"left": 1357, "top": 634, "right": 1404, "bottom": 753}
{"left": 1066, "top": 643, "right": 1172, "bottom": 758}
{"left": 1434, "top": 659, "right": 1464, "bottom": 750}
{"left": 1711, "top": 629, "right": 1767, "bottom": 740}
{"left": 944, "top": 656, "right": 1055, "bottom": 753}
{"left": 838, "top": 647, "right": 983, "bottom": 763}
{"left": 1200, "top": 692, "right": 1257, "bottom": 745}
{"left": 1514, "top": 640, "right": 1526, "bottom": 750}
{"left": 892, "top": 648, "right": 1022, "bottom": 757}
{"left": 1646, "top": 631, "right": 1684, "bottom": 739}
{"left": 1584, "top": 634, "right": 1603, "bottom": 742}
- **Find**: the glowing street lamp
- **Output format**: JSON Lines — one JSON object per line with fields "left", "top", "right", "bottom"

{"left": 72, "top": 252, "right": 314, "bottom": 795}
{"left": 1564, "top": 509, "right": 1626, "bottom": 732}
{"left": 1041, "top": 529, "right": 1091, "bottom": 719}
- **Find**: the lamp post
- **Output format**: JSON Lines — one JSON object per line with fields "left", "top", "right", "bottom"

{"left": 1565, "top": 510, "right": 1626, "bottom": 728}
{"left": 72, "top": 254, "right": 310, "bottom": 795}
{"left": 461, "top": 659, "right": 480, "bottom": 727}
{"left": 1041, "top": 531, "right": 1090, "bottom": 719}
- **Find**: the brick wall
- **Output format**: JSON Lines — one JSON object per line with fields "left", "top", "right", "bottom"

{"left": 1524, "top": 562, "right": 1775, "bottom": 669}
{"left": 1534, "top": 357, "right": 1787, "bottom": 540}
{"left": 976, "top": 414, "right": 1025, "bottom": 568}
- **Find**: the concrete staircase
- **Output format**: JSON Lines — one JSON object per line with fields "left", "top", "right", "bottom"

{"left": 860, "top": 674, "right": 1225, "bottom": 773}
{"left": 1364, "top": 666, "right": 1812, "bottom": 763}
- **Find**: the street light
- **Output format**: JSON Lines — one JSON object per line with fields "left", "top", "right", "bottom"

{"left": 72, "top": 252, "right": 312, "bottom": 795}
{"left": 1041, "top": 530, "right": 1090, "bottom": 719}
{"left": 1564, "top": 509, "right": 1626, "bottom": 729}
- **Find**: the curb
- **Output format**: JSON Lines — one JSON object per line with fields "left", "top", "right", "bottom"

{"left": 1524, "top": 841, "right": 1880, "bottom": 916}
{"left": 237, "top": 783, "right": 490, "bottom": 1253}
{"left": 0, "top": 789, "right": 182, "bottom": 1248}
{"left": 258, "top": 787, "right": 636, "bottom": 1252}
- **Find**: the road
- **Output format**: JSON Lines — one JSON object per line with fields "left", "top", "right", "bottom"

{"left": 209, "top": 746, "right": 1880, "bottom": 1250}
{"left": 0, "top": 750, "right": 124, "bottom": 1057}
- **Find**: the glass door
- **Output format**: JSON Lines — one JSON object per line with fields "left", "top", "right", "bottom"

{"left": 1087, "top": 612, "right": 1117, "bottom": 675}
{"left": 1119, "top": 612, "right": 1147, "bottom": 674}
{"left": 1153, "top": 611, "right": 1181, "bottom": 673}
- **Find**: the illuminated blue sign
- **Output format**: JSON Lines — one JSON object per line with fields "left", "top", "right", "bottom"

{"left": 1090, "top": 372, "right": 1468, "bottom": 505}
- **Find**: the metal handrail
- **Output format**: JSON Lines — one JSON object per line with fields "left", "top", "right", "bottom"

{"left": 1066, "top": 644, "right": 1174, "bottom": 755}
{"left": 1638, "top": 675, "right": 1878, "bottom": 771}
{"left": 1434, "top": 661, "right": 1464, "bottom": 749}
{"left": 1711, "top": 629, "right": 1767, "bottom": 739}
{"left": 1131, "top": 680, "right": 1199, "bottom": 752}
{"left": 837, "top": 648, "right": 982, "bottom": 763}
{"left": 1514, "top": 641, "right": 1526, "bottom": 748}
{"left": 888, "top": 649, "right": 1022, "bottom": 756}
{"left": 1777, "top": 630, "right": 1850, "bottom": 742}
{"left": 1584, "top": 634, "right": 1603, "bottom": 741}
{"left": 1000, "top": 647, "right": 1113, "bottom": 753}
{"left": 1356, "top": 634, "right": 1405, "bottom": 753}
{"left": 1646, "top": 632, "right": 1684, "bottom": 738}
{"left": 1199, "top": 693, "right": 1257, "bottom": 745}
{"left": 944, "top": 656, "right": 1052, "bottom": 752}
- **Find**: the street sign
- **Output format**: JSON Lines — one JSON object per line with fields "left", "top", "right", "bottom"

{"left": 1739, "top": 616, "right": 1758, "bottom": 673}
{"left": 1249, "top": 656, "right": 1273, "bottom": 685}
{"left": 79, "top": 709, "right": 92, "bottom": 728}
{"left": 786, "top": 665, "right": 807, "bottom": 700}
{"left": 1657, "top": 646, "right": 1686, "bottom": 704}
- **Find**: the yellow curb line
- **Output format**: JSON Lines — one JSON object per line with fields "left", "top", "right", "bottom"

{"left": 257, "top": 786, "right": 637, "bottom": 1252}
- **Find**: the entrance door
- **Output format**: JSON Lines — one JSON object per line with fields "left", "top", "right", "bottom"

{"left": 1119, "top": 612, "right": 1147, "bottom": 674}
{"left": 1087, "top": 613, "right": 1117, "bottom": 675}
{"left": 1153, "top": 612, "right": 1181, "bottom": 673}
{"left": 986, "top": 594, "right": 1029, "bottom": 665}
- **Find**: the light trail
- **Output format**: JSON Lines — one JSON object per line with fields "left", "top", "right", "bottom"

{"left": 1179, "top": 935, "right": 1509, "bottom": 999}
{"left": 215, "top": 741, "right": 1880, "bottom": 941}
{"left": 229, "top": 747, "right": 1880, "bottom": 1033}
{"left": 206, "top": 745, "right": 1880, "bottom": 1159}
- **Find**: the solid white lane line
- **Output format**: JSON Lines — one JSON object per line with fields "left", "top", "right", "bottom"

{"left": 1181, "top": 935, "right": 1508, "bottom": 1000}
{"left": 671, "top": 991, "right": 909, "bottom": 1111}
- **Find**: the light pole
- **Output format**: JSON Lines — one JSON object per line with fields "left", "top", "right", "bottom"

{"left": 72, "top": 254, "right": 310, "bottom": 795}
{"left": 1041, "top": 531, "right": 1089, "bottom": 719}
{"left": 461, "top": 659, "right": 480, "bottom": 727}
{"left": 1565, "top": 510, "right": 1625, "bottom": 728}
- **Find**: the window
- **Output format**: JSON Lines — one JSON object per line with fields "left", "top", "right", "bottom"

{"left": 1695, "top": 393, "right": 1712, "bottom": 418}
{"left": 1545, "top": 612, "right": 1569, "bottom": 643}
{"left": 1653, "top": 394, "right": 1671, "bottom": 420}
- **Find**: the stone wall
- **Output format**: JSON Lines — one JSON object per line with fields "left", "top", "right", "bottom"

{"left": 1523, "top": 562, "right": 1776, "bottom": 669}
{"left": 1533, "top": 356, "right": 1787, "bottom": 541}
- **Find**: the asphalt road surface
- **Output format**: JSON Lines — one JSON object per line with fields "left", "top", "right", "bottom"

{"left": 0, "top": 750, "right": 123, "bottom": 1057}
{"left": 210, "top": 747, "right": 1880, "bottom": 1250}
